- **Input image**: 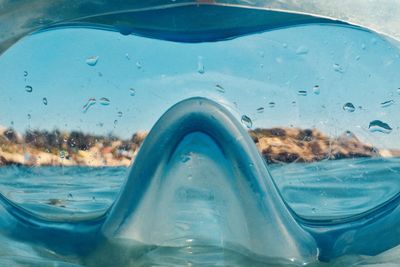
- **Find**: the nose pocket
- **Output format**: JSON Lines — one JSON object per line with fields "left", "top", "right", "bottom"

{"left": 101, "top": 97, "right": 318, "bottom": 264}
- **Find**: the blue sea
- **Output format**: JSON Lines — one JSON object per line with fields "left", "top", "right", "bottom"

{"left": 0, "top": 157, "right": 399, "bottom": 266}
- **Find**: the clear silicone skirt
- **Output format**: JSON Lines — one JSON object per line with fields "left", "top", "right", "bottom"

{"left": 0, "top": 3, "right": 400, "bottom": 267}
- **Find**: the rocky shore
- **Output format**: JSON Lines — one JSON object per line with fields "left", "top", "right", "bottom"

{"left": 0, "top": 127, "right": 396, "bottom": 167}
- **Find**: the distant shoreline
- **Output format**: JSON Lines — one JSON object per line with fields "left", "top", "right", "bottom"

{"left": 1, "top": 127, "right": 397, "bottom": 167}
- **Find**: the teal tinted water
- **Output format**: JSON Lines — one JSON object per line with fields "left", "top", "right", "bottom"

{"left": 0, "top": 157, "right": 399, "bottom": 266}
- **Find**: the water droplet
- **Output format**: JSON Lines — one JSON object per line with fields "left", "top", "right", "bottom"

{"left": 297, "top": 90, "right": 307, "bottom": 96}
{"left": 181, "top": 153, "right": 191, "bottom": 163}
{"left": 311, "top": 208, "right": 316, "bottom": 213}
{"left": 345, "top": 130, "right": 354, "bottom": 137}
{"left": 23, "top": 71, "right": 28, "bottom": 77}
{"left": 257, "top": 107, "right": 264, "bottom": 113}
{"left": 86, "top": 56, "right": 99, "bottom": 66}
{"left": 268, "top": 102, "right": 276, "bottom": 108}
{"left": 136, "top": 61, "right": 142, "bottom": 69}
{"left": 241, "top": 115, "right": 253, "bottom": 129}
{"left": 129, "top": 88, "right": 136, "bottom": 96}
{"left": 333, "top": 63, "right": 344, "bottom": 73}
{"left": 99, "top": 97, "right": 110, "bottom": 106}
{"left": 197, "top": 56, "right": 205, "bottom": 74}
{"left": 96, "top": 122, "right": 104, "bottom": 127}
{"left": 125, "top": 53, "right": 130, "bottom": 60}
{"left": 42, "top": 97, "right": 48, "bottom": 105}
{"left": 380, "top": 100, "right": 394, "bottom": 108}
{"left": 27, "top": 114, "right": 31, "bottom": 120}
{"left": 259, "top": 63, "right": 264, "bottom": 69}
{"left": 215, "top": 84, "right": 225, "bottom": 93}
{"left": 361, "top": 43, "right": 366, "bottom": 50}
{"left": 67, "top": 193, "right": 73, "bottom": 199}
{"left": 114, "top": 119, "right": 118, "bottom": 126}
{"left": 117, "top": 111, "right": 123, "bottom": 117}
{"left": 343, "top": 103, "right": 356, "bottom": 112}
{"left": 275, "top": 57, "right": 283, "bottom": 64}
{"left": 296, "top": 46, "right": 309, "bottom": 55}
{"left": 259, "top": 51, "right": 265, "bottom": 58}
{"left": 313, "top": 85, "right": 320, "bottom": 95}
{"left": 397, "top": 88, "right": 400, "bottom": 95}
{"left": 25, "top": 85, "right": 33, "bottom": 93}
{"left": 82, "top": 98, "right": 96, "bottom": 113}
{"left": 369, "top": 120, "right": 392, "bottom": 134}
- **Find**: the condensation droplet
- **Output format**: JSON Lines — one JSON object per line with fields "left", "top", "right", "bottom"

{"left": 136, "top": 61, "right": 142, "bottom": 69}
{"left": 99, "top": 97, "right": 110, "bottom": 106}
{"left": 268, "top": 102, "right": 276, "bottom": 108}
{"left": 311, "top": 208, "right": 316, "bottom": 213}
{"left": 25, "top": 85, "right": 33, "bottom": 93}
{"left": 296, "top": 46, "right": 309, "bottom": 55}
{"left": 313, "top": 85, "right": 320, "bottom": 95}
{"left": 129, "top": 88, "right": 136, "bottom": 96}
{"left": 397, "top": 88, "right": 400, "bottom": 95}
{"left": 114, "top": 120, "right": 118, "bottom": 126}
{"left": 343, "top": 102, "right": 356, "bottom": 112}
{"left": 27, "top": 114, "right": 31, "bottom": 120}
{"left": 86, "top": 56, "right": 99, "bottom": 66}
{"left": 67, "top": 193, "right": 73, "bottom": 199}
{"left": 380, "top": 100, "right": 394, "bottom": 108}
{"left": 297, "top": 90, "right": 307, "bottom": 96}
{"left": 241, "top": 115, "right": 253, "bottom": 129}
{"left": 369, "top": 120, "right": 392, "bottom": 134}
{"left": 197, "top": 56, "right": 205, "bottom": 74}
{"left": 215, "top": 84, "right": 225, "bottom": 93}
{"left": 42, "top": 97, "right": 48, "bottom": 105}
{"left": 257, "top": 107, "right": 264, "bottom": 113}
{"left": 125, "top": 53, "right": 130, "bottom": 60}
{"left": 23, "top": 71, "right": 28, "bottom": 77}
{"left": 333, "top": 63, "right": 344, "bottom": 73}
{"left": 361, "top": 43, "right": 366, "bottom": 50}
{"left": 117, "top": 111, "right": 123, "bottom": 117}
{"left": 345, "top": 130, "right": 354, "bottom": 137}
{"left": 82, "top": 98, "right": 96, "bottom": 113}
{"left": 181, "top": 153, "right": 191, "bottom": 163}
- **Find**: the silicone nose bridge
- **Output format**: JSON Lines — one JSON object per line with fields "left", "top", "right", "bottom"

{"left": 101, "top": 97, "right": 318, "bottom": 263}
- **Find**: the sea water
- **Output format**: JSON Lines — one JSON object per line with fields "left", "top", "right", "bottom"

{"left": 0, "top": 157, "right": 399, "bottom": 266}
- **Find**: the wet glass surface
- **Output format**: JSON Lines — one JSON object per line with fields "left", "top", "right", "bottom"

{"left": 0, "top": 19, "right": 400, "bottom": 266}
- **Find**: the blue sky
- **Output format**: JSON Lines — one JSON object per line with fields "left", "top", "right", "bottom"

{"left": 0, "top": 23, "right": 399, "bottom": 149}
